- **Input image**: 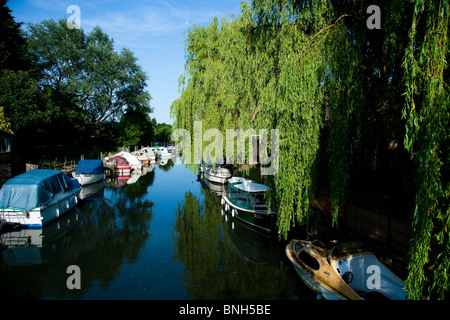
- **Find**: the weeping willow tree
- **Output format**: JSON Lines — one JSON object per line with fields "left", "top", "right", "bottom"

{"left": 402, "top": 0, "right": 449, "bottom": 300}
{"left": 171, "top": 0, "right": 449, "bottom": 299}
{"left": 171, "top": 0, "right": 360, "bottom": 232}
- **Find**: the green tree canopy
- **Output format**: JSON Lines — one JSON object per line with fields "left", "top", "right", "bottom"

{"left": 118, "top": 109, "right": 154, "bottom": 147}
{"left": 26, "top": 19, "right": 152, "bottom": 125}
{"left": 0, "top": 0, "right": 30, "bottom": 71}
{"left": 171, "top": 0, "right": 449, "bottom": 299}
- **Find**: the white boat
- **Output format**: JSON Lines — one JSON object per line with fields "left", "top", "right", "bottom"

{"left": 113, "top": 151, "right": 142, "bottom": 170}
{"left": 158, "top": 147, "right": 172, "bottom": 158}
{"left": 0, "top": 170, "right": 81, "bottom": 228}
{"left": 166, "top": 145, "right": 176, "bottom": 154}
{"left": 132, "top": 151, "right": 150, "bottom": 166}
{"left": 72, "top": 159, "right": 105, "bottom": 186}
{"left": 285, "top": 240, "right": 407, "bottom": 300}
{"left": 204, "top": 165, "right": 231, "bottom": 184}
{"left": 151, "top": 147, "right": 160, "bottom": 158}
{"left": 139, "top": 147, "right": 156, "bottom": 162}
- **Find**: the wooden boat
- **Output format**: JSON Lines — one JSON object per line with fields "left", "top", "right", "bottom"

{"left": 0, "top": 170, "right": 81, "bottom": 228}
{"left": 72, "top": 159, "right": 105, "bottom": 186}
{"left": 204, "top": 165, "right": 231, "bottom": 184}
{"left": 221, "top": 177, "right": 277, "bottom": 234}
{"left": 285, "top": 240, "right": 407, "bottom": 300}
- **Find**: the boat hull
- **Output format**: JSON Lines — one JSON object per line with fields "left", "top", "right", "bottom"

{"left": 72, "top": 172, "right": 104, "bottom": 186}
{"left": 285, "top": 240, "right": 407, "bottom": 300}
{"left": 204, "top": 171, "right": 229, "bottom": 184}
{"left": 115, "top": 166, "right": 131, "bottom": 176}
{"left": 0, "top": 187, "right": 81, "bottom": 228}
{"left": 159, "top": 153, "right": 172, "bottom": 158}
{"left": 291, "top": 260, "right": 343, "bottom": 300}
{"left": 222, "top": 192, "right": 277, "bottom": 234}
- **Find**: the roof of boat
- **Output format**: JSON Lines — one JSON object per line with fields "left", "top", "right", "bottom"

{"left": 140, "top": 147, "right": 155, "bottom": 154}
{"left": 114, "top": 151, "right": 141, "bottom": 165}
{"left": 229, "top": 177, "right": 268, "bottom": 192}
{"left": 74, "top": 159, "right": 104, "bottom": 174}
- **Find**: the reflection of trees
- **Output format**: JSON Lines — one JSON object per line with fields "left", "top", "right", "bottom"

{"left": 173, "top": 190, "right": 294, "bottom": 299}
{"left": 0, "top": 173, "right": 154, "bottom": 299}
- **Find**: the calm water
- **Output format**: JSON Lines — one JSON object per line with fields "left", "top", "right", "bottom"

{"left": 0, "top": 157, "right": 315, "bottom": 300}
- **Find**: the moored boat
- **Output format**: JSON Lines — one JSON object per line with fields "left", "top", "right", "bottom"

{"left": 72, "top": 159, "right": 105, "bottom": 186}
{"left": 132, "top": 151, "right": 150, "bottom": 167}
{"left": 221, "top": 177, "right": 277, "bottom": 234}
{"left": 113, "top": 151, "right": 142, "bottom": 171}
{"left": 108, "top": 156, "right": 131, "bottom": 176}
{"left": 158, "top": 147, "right": 172, "bottom": 158}
{"left": 285, "top": 240, "right": 407, "bottom": 300}
{"left": 204, "top": 165, "right": 231, "bottom": 184}
{"left": 139, "top": 147, "right": 156, "bottom": 162}
{"left": 0, "top": 169, "right": 81, "bottom": 228}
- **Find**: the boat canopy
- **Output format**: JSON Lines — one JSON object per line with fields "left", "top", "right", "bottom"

{"left": 74, "top": 159, "right": 104, "bottom": 174}
{"left": 114, "top": 151, "right": 141, "bottom": 167}
{"left": 226, "top": 177, "right": 269, "bottom": 211}
{"left": 140, "top": 147, "right": 155, "bottom": 155}
{"left": 233, "top": 181, "right": 268, "bottom": 193}
{"left": 0, "top": 169, "right": 80, "bottom": 211}
{"left": 109, "top": 156, "right": 130, "bottom": 167}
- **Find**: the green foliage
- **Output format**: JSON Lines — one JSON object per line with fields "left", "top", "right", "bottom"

{"left": 0, "top": 7, "right": 153, "bottom": 163}
{"left": 0, "top": 106, "right": 12, "bottom": 133}
{"left": 154, "top": 122, "right": 173, "bottom": 144}
{"left": 171, "top": 0, "right": 363, "bottom": 237}
{"left": 26, "top": 19, "right": 152, "bottom": 124}
{"left": 0, "top": 0, "right": 30, "bottom": 71}
{"left": 402, "top": 0, "right": 449, "bottom": 300}
{"left": 172, "top": 0, "right": 449, "bottom": 299}
{"left": 118, "top": 109, "right": 154, "bottom": 147}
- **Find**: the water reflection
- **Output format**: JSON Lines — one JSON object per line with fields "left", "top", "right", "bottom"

{"left": 0, "top": 157, "right": 314, "bottom": 300}
{"left": 173, "top": 187, "right": 300, "bottom": 299}
{"left": 0, "top": 169, "right": 155, "bottom": 299}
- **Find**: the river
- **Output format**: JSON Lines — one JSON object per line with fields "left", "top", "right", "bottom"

{"left": 0, "top": 156, "right": 315, "bottom": 300}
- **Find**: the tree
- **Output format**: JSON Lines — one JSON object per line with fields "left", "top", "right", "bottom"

{"left": 171, "top": 0, "right": 449, "bottom": 299}
{"left": 402, "top": 0, "right": 449, "bottom": 300}
{"left": 0, "top": 106, "right": 12, "bottom": 133}
{"left": 154, "top": 122, "right": 173, "bottom": 144}
{"left": 118, "top": 109, "right": 154, "bottom": 147}
{"left": 0, "top": 0, "right": 30, "bottom": 71}
{"left": 26, "top": 19, "right": 152, "bottom": 126}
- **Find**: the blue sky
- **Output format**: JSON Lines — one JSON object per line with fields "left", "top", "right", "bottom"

{"left": 8, "top": 0, "right": 246, "bottom": 124}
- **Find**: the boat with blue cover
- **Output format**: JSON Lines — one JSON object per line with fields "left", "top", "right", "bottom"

{"left": 72, "top": 159, "right": 105, "bottom": 186}
{"left": 0, "top": 169, "right": 81, "bottom": 228}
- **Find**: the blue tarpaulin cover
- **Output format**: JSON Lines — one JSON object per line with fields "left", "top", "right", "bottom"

{"left": 74, "top": 159, "right": 104, "bottom": 174}
{"left": 0, "top": 169, "right": 80, "bottom": 211}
